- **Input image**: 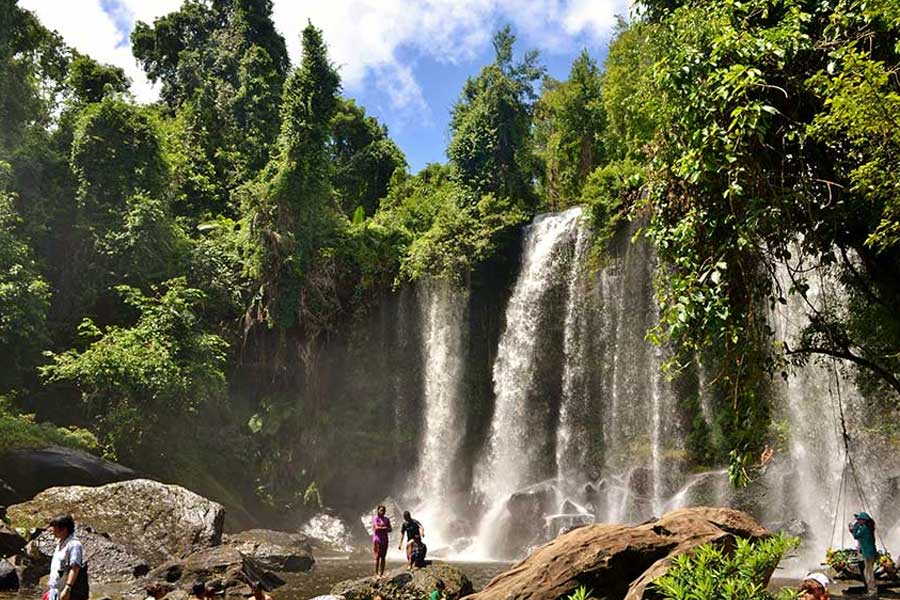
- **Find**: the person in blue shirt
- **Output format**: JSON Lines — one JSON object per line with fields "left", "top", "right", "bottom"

{"left": 850, "top": 512, "right": 878, "bottom": 598}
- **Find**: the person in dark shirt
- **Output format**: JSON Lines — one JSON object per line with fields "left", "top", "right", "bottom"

{"left": 398, "top": 511, "right": 425, "bottom": 569}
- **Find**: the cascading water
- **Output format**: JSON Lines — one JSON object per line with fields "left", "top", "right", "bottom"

{"left": 765, "top": 252, "right": 877, "bottom": 570}
{"left": 469, "top": 207, "right": 583, "bottom": 558}
{"left": 378, "top": 211, "right": 896, "bottom": 565}
{"left": 556, "top": 221, "right": 593, "bottom": 483}
{"left": 410, "top": 279, "right": 469, "bottom": 551}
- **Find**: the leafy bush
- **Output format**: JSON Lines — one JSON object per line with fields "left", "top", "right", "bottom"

{"left": 0, "top": 397, "right": 99, "bottom": 454}
{"left": 40, "top": 278, "right": 228, "bottom": 470}
{"left": 652, "top": 534, "right": 799, "bottom": 600}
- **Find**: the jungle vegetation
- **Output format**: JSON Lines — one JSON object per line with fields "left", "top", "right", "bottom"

{"left": 1, "top": 0, "right": 898, "bottom": 513}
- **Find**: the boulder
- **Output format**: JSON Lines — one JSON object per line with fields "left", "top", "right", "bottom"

{"left": 301, "top": 514, "right": 357, "bottom": 555}
{"left": 29, "top": 529, "right": 150, "bottom": 583}
{"left": 466, "top": 506, "right": 770, "bottom": 600}
{"left": 0, "top": 446, "right": 138, "bottom": 501}
{"left": 6, "top": 479, "right": 224, "bottom": 565}
{"left": 0, "top": 523, "right": 25, "bottom": 557}
{"left": 150, "top": 545, "right": 284, "bottom": 597}
{"left": 332, "top": 563, "right": 473, "bottom": 600}
{"left": 0, "top": 558, "right": 18, "bottom": 591}
{"left": 11, "top": 536, "right": 51, "bottom": 588}
{"left": 224, "top": 529, "right": 315, "bottom": 572}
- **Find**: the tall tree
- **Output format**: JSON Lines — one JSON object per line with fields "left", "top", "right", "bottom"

{"left": 132, "top": 0, "right": 289, "bottom": 219}
{"left": 330, "top": 98, "right": 406, "bottom": 218}
{"left": 534, "top": 50, "right": 606, "bottom": 208}
{"left": 448, "top": 26, "right": 543, "bottom": 204}
{"left": 241, "top": 22, "right": 341, "bottom": 330}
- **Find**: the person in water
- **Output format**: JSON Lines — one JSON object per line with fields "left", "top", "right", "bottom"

{"left": 799, "top": 573, "right": 830, "bottom": 600}
{"left": 850, "top": 511, "right": 878, "bottom": 598}
{"left": 372, "top": 505, "right": 392, "bottom": 577}
{"left": 398, "top": 510, "right": 425, "bottom": 569}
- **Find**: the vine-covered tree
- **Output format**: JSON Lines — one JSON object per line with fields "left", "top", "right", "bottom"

{"left": 448, "top": 26, "right": 543, "bottom": 204}
{"left": 534, "top": 50, "right": 606, "bottom": 208}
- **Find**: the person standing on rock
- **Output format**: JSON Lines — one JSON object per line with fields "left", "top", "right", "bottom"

{"left": 46, "top": 514, "right": 88, "bottom": 600}
{"left": 398, "top": 511, "right": 425, "bottom": 570}
{"left": 850, "top": 511, "right": 878, "bottom": 598}
{"left": 372, "top": 505, "right": 392, "bottom": 578}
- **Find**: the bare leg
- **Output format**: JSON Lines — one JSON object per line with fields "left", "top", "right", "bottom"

{"left": 865, "top": 557, "right": 878, "bottom": 598}
{"left": 378, "top": 556, "right": 386, "bottom": 577}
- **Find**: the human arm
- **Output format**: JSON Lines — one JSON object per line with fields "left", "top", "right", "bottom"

{"left": 59, "top": 564, "right": 80, "bottom": 600}
{"left": 398, "top": 525, "right": 405, "bottom": 549}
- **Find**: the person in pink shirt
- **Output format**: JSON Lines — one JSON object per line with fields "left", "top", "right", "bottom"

{"left": 372, "top": 505, "right": 392, "bottom": 577}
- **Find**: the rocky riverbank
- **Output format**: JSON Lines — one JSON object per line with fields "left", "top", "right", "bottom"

{"left": 0, "top": 479, "right": 317, "bottom": 598}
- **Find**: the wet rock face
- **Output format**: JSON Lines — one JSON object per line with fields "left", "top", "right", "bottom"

{"left": 223, "top": 529, "right": 315, "bottom": 572}
{"left": 0, "top": 524, "right": 25, "bottom": 558}
{"left": 0, "top": 558, "right": 18, "bottom": 591}
{"left": 6, "top": 478, "right": 224, "bottom": 565}
{"left": 467, "top": 506, "right": 771, "bottom": 600}
{"left": 0, "top": 446, "right": 138, "bottom": 502}
{"left": 331, "top": 563, "right": 473, "bottom": 600}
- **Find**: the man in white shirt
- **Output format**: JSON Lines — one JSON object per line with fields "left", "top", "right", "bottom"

{"left": 46, "top": 514, "right": 86, "bottom": 600}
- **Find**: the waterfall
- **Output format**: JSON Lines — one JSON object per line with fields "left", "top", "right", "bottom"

{"left": 411, "top": 279, "right": 469, "bottom": 549}
{"left": 594, "top": 221, "right": 682, "bottom": 523}
{"left": 470, "top": 207, "right": 583, "bottom": 558}
{"left": 767, "top": 252, "right": 869, "bottom": 569}
{"left": 556, "top": 222, "right": 593, "bottom": 483}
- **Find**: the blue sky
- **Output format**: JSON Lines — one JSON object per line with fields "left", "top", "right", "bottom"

{"left": 20, "top": 0, "right": 629, "bottom": 173}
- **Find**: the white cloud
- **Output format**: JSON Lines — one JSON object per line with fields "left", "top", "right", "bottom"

{"left": 18, "top": 0, "right": 630, "bottom": 111}
{"left": 18, "top": 0, "right": 179, "bottom": 102}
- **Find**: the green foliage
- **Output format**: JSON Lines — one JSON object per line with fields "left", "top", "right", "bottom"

{"left": 598, "top": 0, "right": 900, "bottom": 474}
{"left": 653, "top": 535, "right": 800, "bottom": 600}
{"left": 376, "top": 163, "right": 526, "bottom": 283}
{"left": 565, "top": 586, "right": 597, "bottom": 600}
{"left": 534, "top": 50, "right": 606, "bottom": 208}
{"left": 330, "top": 98, "right": 406, "bottom": 218}
{"left": 0, "top": 185, "right": 51, "bottom": 391}
{"left": 241, "top": 22, "right": 342, "bottom": 330}
{"left": 71, "top": 98, "right": 166, "bottom": 221}
{"left": 66, "top": 54, "right": 129, "bottom": 104}
{"left": 448, "top": 26, "right": 543, "bottom": 203}
{"left": 41, "top": 279, "right": 228, "bottom": 470}
{"left": 581, "top": 159, "right": 644, "bottom": 254}
{"left": 0, "top": 396, "right": 98, "bottom": 454}
{"left": 132, "top": 0, "right": 289, "bottom": 218}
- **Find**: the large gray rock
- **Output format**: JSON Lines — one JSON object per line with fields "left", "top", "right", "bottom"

{"left": 6, "top": 479, "right": 224, "bottom": 565}
{"left": 332, "top": 563, "right": 472, "bottom": 600}
{"left": 150, "top": 545, "right": 284, "bottom": 598}
{"left": 466, "top": 507, "right": 771, "bottom": 600}
{"left": 224, "top": 529, "right": 315, "bottom": 572}
{"left": 0, "top": 446, "right": 138, "bottom": 502}
{"left": 28, "top": 529, "right": 150, "bottom": 583}
{"left": 0, "top": 524, "right": 25, "bottom": 558}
